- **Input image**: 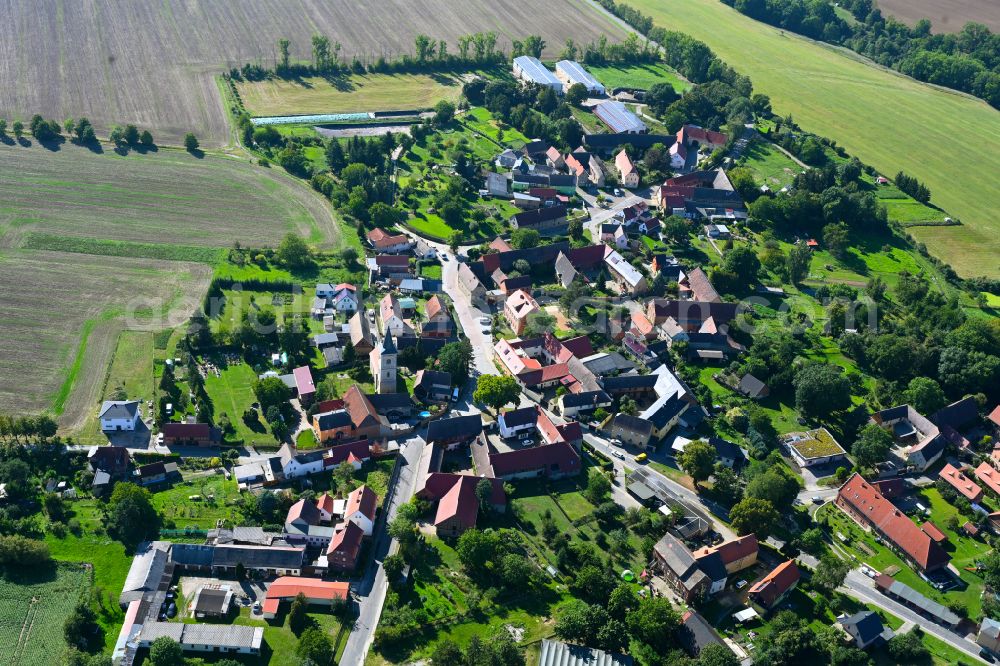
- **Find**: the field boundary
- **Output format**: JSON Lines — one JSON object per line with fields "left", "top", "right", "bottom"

{"left": 21, "top": 232, "right": 225, "bottom": 265}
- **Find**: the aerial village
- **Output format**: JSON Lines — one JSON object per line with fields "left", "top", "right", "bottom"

{"left": 7, "top": 44, "right": 1000, "bottom": 666}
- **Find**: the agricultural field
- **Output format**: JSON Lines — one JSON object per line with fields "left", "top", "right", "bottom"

{"left": 0, "top": 143, "right": 341, "bottom": 249}
{"left": 585, "top": 62, "right": 691, "bottom": 93}
{"left": 629, "top": 0, "right": 1000, "bottom": 277}
{"left": 236, "top": 72, "right": 465, "bottom": 117}
{"left": 0, "top": 0, "right": 626, "bottom": 146}
{"left": 0, "top": 249, "right": 212, "bottom": 427}
{"left": 875, "top": 0, "right": 1000, "bottom": 33}
{"left": 0, "top": 563, "right": 90, "bottom": 666}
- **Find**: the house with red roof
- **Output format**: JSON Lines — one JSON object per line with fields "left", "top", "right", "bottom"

{"left": 325, "top": 521, "right": 365, "bottom": 571}
{"left": 836, "top": 473, "right": 949, "bottom": 572}
{"left": 344, "top": 485, "right": 377, "bottom": 536}
{"left": 472, "top": 437, "right": 581, "bottom": 482}
{"left": 748, "top": 560, "right": 800, "bottom": 611}
{"left": 316, "top": 493, "right": 335, "bottom": 523}
{"left": 692, "top": 534, "right": 758, "bottom": 574}
{"left": 921, "top": 521, "right": 948, "bottom": 544}
{"left": 669, "top": 125, "right": 728, "bottom": 170}
{"left": 614, "top": 149, "right": 639, "bottom": 188}
{"left": 504, "top": 289, "right": 540, "bottom": 335}
{"left": 989, "top": 405, "right": 1000, "bottom": 433}
{"left": 160, "top": 422, "right": 220, "bottom": 447}
{"left": 421, "top": 295, "right": 454, "bottom": 338}
{"left": 261, "top": 577, "right": 350, "bottom": 619}
{"left": 434, "top": 475, "right": 480, "bottom": 538}
{"left": 938, "top": 463, "right": 983, "bottom": 503}
{"left": 975, "top": 463, "right": 1000, "bottom": 498}
{"left": 366, "top": 228, "right": 412, "bottom": 254}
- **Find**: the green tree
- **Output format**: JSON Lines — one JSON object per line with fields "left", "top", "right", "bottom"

{"left": 823, "top": 221, "right": 851, "bottom": 259}
{"left": 729, "top": 497, "right": 779, "bottom": 538}
{"left": 436, "top": 339, "right": 472, "bottom": 382}
{"left": 852, "top": 423, "right": 893, "bottom": 468}
{"left": 0, "top": 119, "right": 6, "bottom": 134}
{"left": 253, "top": 376, "right": 292, "bottom": 412}
{"left": 433, "top": 100, "right": 455, "bottom": 126}
{"left": 646, "top": 82, "right": 680, "bottom": 116}
{"left": 565, "top": 83, "right": 588, "bottom": 106}
{"left": 745, "top": 466, "right": 799, "bottom": 510}
{"left": 325, "top": 138, "right": 346, "bottom": 171}
{"left": 607, "top": 583, "right": 638, "bottom": 621}
{"left": 296, "top": 626, "right": 333, "bottom": 664}
{"left": 431, "top": 640, "right": 464, "bottom": 664}
{"left": 109, "top": 125, "right": 124, "bottom": 145}
{"left": 794, "top": 364, "right": 851, "bottom": 418}
{"left": 555, "top": 599, "right": 606, "bottom": 645}
{"left": 473, "top": 374, "right": 521, "bottom": 412}
{"left": 456, "top": 529, "right": 501, "bottom": 576}
{"left": 289, "top": 592, "right": 309, "bottom": 634}
{"left": 721, "top": 245, "right": 761, "bottom": 285}
{"left": 277, "top": 233, "right": 311, "bottom": 267}
{"left": 12, "top": 120, "right": 24, "bottom": 139}
{"left": 812, "top": 553, "right": 849, "bottom": 592}
{"left": 183, "top": 132, "right": 199, "bottom": 152}
{"left": 383, "top": 553, "right": 405, "bottom": 583}
{"left": 448, "top": 231, "right": 461, "bottom": 254}
{"left": 140, "top": 130, "right": 154, "bottom": 146}
{"left": 278, "top": 38, "right": 291, "bottom": 71}
{"left": 886, "top": 631, "right": 928, "bottom": 662}
{"left": 902, "top": 377, "right": 947, "bottom": 415}
{"left": 678, "top": 439, "right": 716, "bottom": 486}
{"left": 106, "top": 483, "right": 160, "bottom": 547}
{"left": 148, "top": 636, "right": 184, "bottom": 666}
{"left": 584, "top": 471, "right": 612, "bottom": 504}
{"left": 476, "top": 478, "right": 495, "bottom": 514}
{"left": 786, "top": 241, "right": 812, "bottom": 283}
{"left": 626, "top": 596, "right": 680, "bottom": 651}
{"left": 698, "top": 643, "right": 740, "bottom": 666}
{"left": 510, "top": 228, "right": 540, "bottom": 249}
{"left": 123, "top": 124, "right": 140, "bottom": 145}
{"left": 64, "top": 601, "right": 98, "bottom": 650}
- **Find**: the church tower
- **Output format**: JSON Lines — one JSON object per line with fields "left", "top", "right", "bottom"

{"left": 372, "top": 334, "right": 397, "bottom": 394}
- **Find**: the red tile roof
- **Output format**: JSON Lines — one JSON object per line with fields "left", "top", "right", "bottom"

{"left": 488, "top": 441, "right": 581, "bottom": 477}
{"left": 286, "top": 498, "right": 321, "bottom": 526}
{"left": 425, "top": 295, "right": 447, "bottom": 321}
{"left": 989, "top": 405, "right": 1000, "bottom": 428}
{"left": 326, "top": 520, "right": 364, "bottom": 560}
{"left": 316, "top": 493, "right": 334, "bottom": 515}
{"left": 748, "top": 559, "right": 799, "bottom": 608}
{"left": 921, "top": 521, "right": 947, "bottom": 543}
{"left": 939, "top": 463, "right": 983, "bottom": 502}
{"left": 434, "top": 476, "right": 479, "bottom": 530}
{"left": 161, "top": 422, "right": 210, "bottom": 438}
{"left": 975, "top": 462, "right": 1000, "bottom": 497}
{"left": 322, "top": 440, "right": 372, "bottom": 467}
{"left": 266, "top": 576, "right": 350, "bottom": 602}
{"left": 343, "top": 385, "right": 380, "bottom": 429}
{"left": 615, "top": 149, "right": 637, "bottom": 177}
{"left": 693, "top": 534, "right": 758, "bottom": 566}
{"left": 837, "top": 473, "right": 949, "bottom": 571}
{"left": 346, "top": 485, "right": 377, "bottom": 521}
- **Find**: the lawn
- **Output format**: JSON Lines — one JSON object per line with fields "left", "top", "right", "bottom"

{"left": 420, "top": 264, "right": 443, "bottom": 279}
{"left": 737, "top": 139, "right": 802, "bottom": 189}
{"left": 151, "top": 472, "right": 242, "bottom": 530}
{"left": 231, "top": 605, "right": 348, "bottom": 665}
{"left": 585, "top": 62, "right": 691, "bottom": 93}
{"left": 203, "top": 361, "right": 276, "bottom": 446}
{"left": 0, "top": 563, "right": 91, "bottom": 666}
{"left": 629, "top": 0, "right": 1000, "bottom": 277}
{"left": 235, "top": 72, "right": 465, "bottom": 117}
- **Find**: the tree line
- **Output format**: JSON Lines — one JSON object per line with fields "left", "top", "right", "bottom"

{"left": 722, "top": 0, "right": 1000, "bottom": 109}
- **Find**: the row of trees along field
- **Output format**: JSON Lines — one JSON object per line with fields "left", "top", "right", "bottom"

{"left": 228, "top": 29, "right": 659, "bottom": 83}
{"left": 722, "top": 0, "right": 1000, "bottom": 108}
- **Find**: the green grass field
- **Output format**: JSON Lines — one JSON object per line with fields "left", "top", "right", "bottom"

{"left": 236, "top": 72, "right": 465, "bottom": 116}
{"left": 152, "top": 472, "right": 242, "bottom": 530}
{"left": 586, "top": 62, "right": 691, "bottom": 93}
{"left": 0, "top": 564, "right": 90, "bottom": 666}
{"left": 203, "top": 361, "right": 277, "bottom": 446}
{"left": 0, "top": 143, "right": 341, "bottom": 249}
{"left": 738, "top": 139, "right": 802, "bottom": 189}
{"left": 630, "top": 0, "right": 1000, "bottom": 277}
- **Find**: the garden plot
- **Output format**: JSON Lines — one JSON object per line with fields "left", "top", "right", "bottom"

{"left": 0, "top": 564, "right": 89, "bottom": 666}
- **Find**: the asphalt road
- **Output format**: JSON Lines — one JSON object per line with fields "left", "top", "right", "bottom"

{"left": 339, "top": 434, "right": 424, "bottom": 665}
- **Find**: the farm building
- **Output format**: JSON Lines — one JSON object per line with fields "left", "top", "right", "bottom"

{"left": 554, "top": 60, "right": 605, "bottom": 94}
{"left": 137, "top": 623, "right": 263, "bottom": 656}
{"left": 261, "top": 577, "right": 350, "bottom": 619}
{"left": 594, "top": 101, "right": 647, "bottom": 134}
{"left": 512, "top": 56, "right": 562, "bottom": 92}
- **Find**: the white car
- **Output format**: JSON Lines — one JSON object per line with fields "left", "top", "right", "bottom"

{"left": 479, "top": 316, "right": 491, "bottom": 325}
{"left": 613, "top": 450, "right": 625, "bottom": 459}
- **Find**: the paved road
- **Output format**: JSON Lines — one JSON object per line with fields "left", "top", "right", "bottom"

{"left": 339, "top": 434, "right": 425, "bottom": 665}
{"left": 584, "top": 432, "right": 735, "bottom": 540}
{"left": 840, "top": 570, "right": 988, "bottom": 664}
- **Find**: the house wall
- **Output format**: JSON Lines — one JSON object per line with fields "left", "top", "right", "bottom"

{"left": 101, "top": 415, "right": 138, "bottom": 431}
{"left": 345, "top": 512, "right": 374, "bottom": 537}
{"left": 611, "top": 424, "right": 651, "bottom": 449}
{"left": 435, "top": 515, "right": 468, "bottom": 538}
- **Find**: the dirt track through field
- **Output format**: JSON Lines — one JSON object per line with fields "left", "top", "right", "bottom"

{"left": 0, "top": 0, "right": 626, "bottom": 146}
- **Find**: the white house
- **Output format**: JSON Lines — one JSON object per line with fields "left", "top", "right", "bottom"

{"left": 278, "top": 444, "right": 326, "bottom": 479}
{"left": 498, "top": 406, "right": 538, "bottom": 439}
{"left": 99, "top": 400, "right": 140, "bottom": 431}
{"left": 485, "top": 172, "right": 509, "bottom": 197}
{"left": 343, "top": 485, "right": 377, "bottom": 536}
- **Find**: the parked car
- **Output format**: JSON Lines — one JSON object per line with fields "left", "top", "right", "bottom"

{"left": 479, "top": 316, "right": 491, "bottom": 325}
{"left": 811, "top": 496, "right": 823, "bottom": 504}
{"left": 634, "top": 452, "right": 647, "bottom": 462}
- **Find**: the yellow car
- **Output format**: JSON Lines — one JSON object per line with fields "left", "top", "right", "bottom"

{"left": 633, "top": 453, "right": 647, "bottom": 462}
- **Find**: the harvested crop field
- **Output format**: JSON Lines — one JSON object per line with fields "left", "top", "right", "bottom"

{"left": 0, "top": 564, "right": 89, "bottom": 666}
{"left": 629, "top": 0, "right": 1000, "bottom": 278}
{"left": 0, "top": 249, "right": 212, "bottom": 424}
{"left": 0, "top": 143, "right": 340, "bottom": 249}
{"left": 0, "top": 0, "right": 625, "bottom": 146}
{"left": 875, "top": 0, "right": 1000, "bottom": 33}
{"left": 237, "top": 72, "right": 465, "bottom": 117}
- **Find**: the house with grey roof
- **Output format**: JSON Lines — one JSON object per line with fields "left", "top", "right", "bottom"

{"left": 538, "top": 638, "right": 632, "bottom": 666}
{"left": 100, "top": 400, "right": 140, "bottom": 431}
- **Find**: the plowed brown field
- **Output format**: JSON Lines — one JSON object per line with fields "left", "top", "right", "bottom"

{"left": 0, "top": 0, "right": 625, "bottom": 146}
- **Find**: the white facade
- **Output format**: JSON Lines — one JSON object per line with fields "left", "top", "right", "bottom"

{"left": 99, "top": 400, "right": 140, "bottom": 431}
{"left": 345, "top": 510, "right": 374, "bottom": 536}
{"left": 282, "top": 457, "right": 324, "bottom": 479}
